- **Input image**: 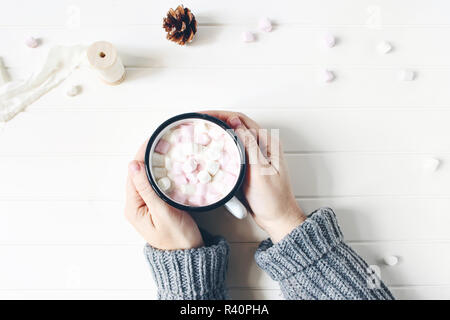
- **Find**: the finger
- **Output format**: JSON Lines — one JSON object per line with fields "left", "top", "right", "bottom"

{"left": 135, "top": 138, "right": 150, "bottom": 162}
{"left": 199, "top": 110, "right": 260, "bottom": 132}
{"left": 128, "top": 160, "right": 162, "bottom": 208}
{"left": 125, "top": 174, "right": 145, "bottom": 209}
{"left": 232, "top": 122, "right": 269, "bottom": 167}
{"left": 200, "top": 110, "right": 272, "bottom": 159}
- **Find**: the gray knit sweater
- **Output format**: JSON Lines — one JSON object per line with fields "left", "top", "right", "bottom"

{"left": 144, "top": 207, "right": 395, "bottom": 300}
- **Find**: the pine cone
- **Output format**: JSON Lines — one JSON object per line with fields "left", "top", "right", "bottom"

{"left": 163, "top": 5, "right": 197, "bottom": 45}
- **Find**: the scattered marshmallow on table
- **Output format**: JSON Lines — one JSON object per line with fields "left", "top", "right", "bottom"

{"left": 383, "top": 255, "right": 399, "bottom": 266}
{"left": 151, "top": 119, "right": 241, "bottom": 207}
{"left": 423, "top": 157, "right": 440, "bottom": 172}
{"left": 25, "top": 36, "right": 39, "bottom": 48}
{"left": 66, "top": 85, "right": 80, "bottom": 97}
{"left": 320, "top": 69, "right": 335, "bottom": 83}
{"left": 323, "top": 33, "right": 336, "bottom": 48}
{"left": 400, "top": 69, "right": 415, "bottom": 81}
{"left": 258, "top": 17, "right": 272, "bottom": 32}
{"left": 377, "top": 41, "right": 393, "bottom": 54}
{"left": 242, "top": 31, "right": 255, "bottom": 43}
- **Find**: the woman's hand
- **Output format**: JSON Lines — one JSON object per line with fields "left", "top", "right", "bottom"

{"left": 202, "top": 111, "right": 306, "bottom": 243}
{"left": 125, "top": 141, "right": 204, "bottom": 250}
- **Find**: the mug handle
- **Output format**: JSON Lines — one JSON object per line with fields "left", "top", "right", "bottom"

{"left": 224, "top": 196, "right": 248, "bottom": 219}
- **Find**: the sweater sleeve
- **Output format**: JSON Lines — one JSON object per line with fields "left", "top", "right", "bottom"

{"left": 144, "top": 231, "right": 229, "bottom": 300}
{"left": 254, "top": 207, "right": 395, "bottom": 300}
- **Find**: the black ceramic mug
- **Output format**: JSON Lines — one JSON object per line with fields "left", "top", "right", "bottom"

{"left": 144, "top": 112, "right": 248, "bottom": 219}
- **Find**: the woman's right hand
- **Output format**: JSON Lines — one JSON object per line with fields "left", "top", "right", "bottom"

{"left": 201, "top": 111, "right": 306, "bottom": 243}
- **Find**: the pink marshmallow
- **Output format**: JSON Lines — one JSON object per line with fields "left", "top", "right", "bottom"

{"left": 219, "top": 152, "right": 230, "bottom": 168}
{"left": 205, "top": 192, "right": 222, "bottom": 204}
{"left": 223, "top": 172, "right": 237, "bottom": 187}
{"left": 171, "top": 161, "right": 183, "bottom": 175}
{"left": 196, "top": 160, "right": 205, "bottom": 172}
{"left": 195, "top": 183, "right": 207, "bottom": 196}
{"left": 209, "top": 127, "right": 225, "bottom": 140}
{"left": 155, "top": 139, "right": 171, "bottom": 154}
{"left": 224, "top": 139, "right": 238, "bottom": 154}
{"left": 195, "top": 132, "right": 211, "bottom": 146}
{"left": 179, "top": 124, "right": 194, "bottom": 142}
{"left": 188, "top": 195, "right": 205, "bottom": 206}
{"left": 224, "top": 161, "right": 240, "bottom": 176}
{"left": 173, "top": 174, "right": 188, "bottom": 185}
{"left": 186, "top": 172, "right": 198, "bottom": 184}
{"left": 171, "top": 189, "right": 188, "bottom": 204}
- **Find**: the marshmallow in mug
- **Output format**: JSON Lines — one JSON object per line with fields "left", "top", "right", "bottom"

{"left": 151, "top": 120, "right": 241, "bottom": 207}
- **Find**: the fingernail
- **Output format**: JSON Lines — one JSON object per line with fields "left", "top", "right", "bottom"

{"left": 129, "top": 161, "right": 140, "bottom": 173}
{"left": 229, "top": 116, "right": 242, "bottom": 129}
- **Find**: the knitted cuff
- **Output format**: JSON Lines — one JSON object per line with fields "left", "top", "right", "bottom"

{"left": 144, "top": 232, "right": 229, "bottom": 300}
{"left": 255, "top": 207, "right": 344, "bottom": 281}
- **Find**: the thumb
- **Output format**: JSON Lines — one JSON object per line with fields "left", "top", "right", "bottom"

{"left": 128, "top": 160, "right": 160, "bottom": 207}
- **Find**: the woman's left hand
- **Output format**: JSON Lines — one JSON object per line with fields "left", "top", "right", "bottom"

{"left": 125, "top": 141, "right": 204, "bottom": 250}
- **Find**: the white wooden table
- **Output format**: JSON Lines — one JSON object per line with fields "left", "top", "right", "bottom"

{"left": 1, "top": 0, "right": 450, "bottom": 300}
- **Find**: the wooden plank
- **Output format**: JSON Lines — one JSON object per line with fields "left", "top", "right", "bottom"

{"left": 195, "top": 197, "right": 450, "bottom": 242}
{"left": 0, "top": 201, "right": 143, "bottom": 245}
{"left": 6, "top": 66, "right": 449, "bottom": 109}
{"left": 227, "top": 242, "right": 450, "bottom": 288}
{"left": 0, "top": 245, "right": 154, "bottom": 290}
{"left": 1, "top": 1, "right": 450, "bottom": 26}
{"left": 3, "top": 109, "right": 450, "bottom": 154}
{"left": 2, "top": 26, "right": 450, "bottom": 69}
{"left": 0, "top": 242, "right": 448, "bottom": 290}
{"left": 0, "top": 154, "right": 449, "bottom": 200}
{"left": 1, "top": 196, "right": 449, "bottom": 245}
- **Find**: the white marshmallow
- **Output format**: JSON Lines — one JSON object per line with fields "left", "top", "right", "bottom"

{"left": 182, "top": 158, "right": 198, "bottom": 173}
{"left": 383, "top": 255, "right": 399, "bottom": 266}
{"left": 181, "top": 142, "right": 194, "bottom": 156}
{"left": 320, "top": 69, "right": 335, "bottom": 83}
{"left": 400, "top": 69, "right": 415, "bottom": 81}
{"left": 168, "top": 129, "right": 180, "bottom": 144}
{"left": 323, "top": 33, "right": 336, "bottom": 48}
{"left": 210, "top": 139, "right": 224, "bottom": 151}
{"left": 153, "top": 167, "right": 167, "bottom": 179}
{"left": 195, "top": 121, "right": 208, "bottom": 134}
{"left": 181, "top": 184, "right": 196, "bottom": 195}
{"left": 211, "top": 180, "right": 227, "bottom": 194}
{"left": 206, "top": 160, "right": 220, "bottom": 176}
{"left": 193, "top": 143, "right": 204, "bottom": 154}
{"left": 197, "top": 170, "right": 212, "bottom": 184}
{"left": 423, "top": 157, "right": 440, "bottom": 172}
{"left": 157, "top": 177, "right": 171, "bottom": 192}
{"left": 213, "top": 170, "right": 225, "bottom": 182}
{"left": 242, "top": 31, "right": 255, "bottom": 43}
{"left": 206, "top": 148, "right": 221, "bottom": 160}
{"left": 152, "top": 153, "right": 165, "bottom": 167}
{"left": 164, "top": 157, "right": 172, "bottom": 170}
{"left": 377, "top": 41, "right": 392, "bottom": 54}
{"left": 66, "top": 85, "right": 80, "bottom": 97}
{"left": 170, "top": 144, "right": 185, "bottom": 161}
{"left": 258, "top": 17, "right": 272, "bottom": 32}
